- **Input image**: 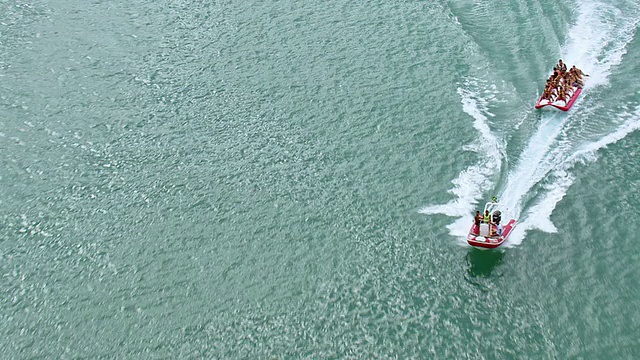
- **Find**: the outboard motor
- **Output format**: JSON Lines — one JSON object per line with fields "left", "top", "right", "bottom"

{"left": 492, "top": 210, "right": 501, "bottom": 225}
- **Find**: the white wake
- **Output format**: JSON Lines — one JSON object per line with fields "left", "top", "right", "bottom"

{"left": 419, "top": 79, "right": 507, "bottom": 243}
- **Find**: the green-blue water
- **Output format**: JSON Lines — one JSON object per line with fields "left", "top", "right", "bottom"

{"left": 2, "top": 0, "right": 640, "bottom": 358}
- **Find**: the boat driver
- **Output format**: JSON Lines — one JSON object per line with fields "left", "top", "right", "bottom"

{"left": 474, "top": 211, "right": 483, "bottom": 226}
{"left": 558, "top": 59, "right": 567, "bottom": 73}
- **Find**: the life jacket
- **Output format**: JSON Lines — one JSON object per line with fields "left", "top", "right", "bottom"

{"left": 483, "top": 213, "right": 490, "bottom": 223}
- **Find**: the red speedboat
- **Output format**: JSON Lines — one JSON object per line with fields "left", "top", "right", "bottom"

{"left": 467, "top": 202, "right": 516, "bottom": 249}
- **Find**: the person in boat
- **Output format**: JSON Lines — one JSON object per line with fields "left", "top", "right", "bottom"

{"left": 541, "top": 88, "right": 552, "bottom": 102}
{"left": 547, "top": 82, "right": 559, "bottom": 102}
{"left": 574, "top": 78, "right": 583, "bottom": 89}
{"left": 556, "top": 87, "right": 567, "bottom": 103}
{"left": 544, "top": 78, "right": 553, "bottom": 93}
{"left": 569, "top": 67, "right": 584, "bottom": 88}
{"left": 569, "top": 72, "right": 583, "bottom": 89}
{"left": 558, "top": 59, "right": 567, "bottom": 73}
{"left": 571, "top": 65, "right": 585, "bottom": 78}
{"left": 569, "top": 65, "right": 577, "bottom": 76}
{"left": 564, "top": 71, "right": 573, "bottom": 86}
{"left": 544, "top": 76, "right": 554, "bottom": 90}
{"left": 474, "top": 211, "right": 483, "bottom": 227}
{"left": 561, "top": 73, "right": 573, "bottom": 95}
{"left": 483, "top": 210, "right": 491, "bottom": 224}
{"left": 540, "top": 91, "right": 550, "bottom": 101}
{"left": 542, "top": 84, "right": 555, "bottom": 101}
{"left": 489, "top": 221, "right": 501, "bottom": 237}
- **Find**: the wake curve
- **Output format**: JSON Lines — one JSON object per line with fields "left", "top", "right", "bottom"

{"left": 419, "top": 80, "right": 506, "bottom": 243}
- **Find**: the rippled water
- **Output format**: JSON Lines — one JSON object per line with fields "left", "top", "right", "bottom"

{"left": 2, "top": 0, "right": 640, "bottom": 358}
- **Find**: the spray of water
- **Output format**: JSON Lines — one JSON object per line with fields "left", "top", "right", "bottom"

{"left": 419, "top": 79, "right": 506, "bottom": 243}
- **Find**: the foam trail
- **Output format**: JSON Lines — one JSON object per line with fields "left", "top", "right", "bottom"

{"left": 420, "top": 79, "right": 505, "bottom": 242}
{"left": 516, "top": 106, "right": 640, "bottom": 241}
{"left": 561, "top": 1, "right": 640, "bottom": 89}
{"left": 499, "top": 113, "right": 566, "bottom": 218}
{"left": 571, "top": 113, "right": 640, "bottom": 161}
{"left": 502, "top": 0, "right": 640, "bottom": 245}
{"left": 504, "top": 116, "right": 640, "bottom": 246}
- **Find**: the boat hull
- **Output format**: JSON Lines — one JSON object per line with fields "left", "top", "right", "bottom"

{"left": 467, "top": 219, "right": 516, "bottom": 248}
